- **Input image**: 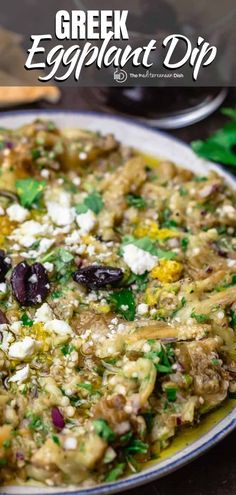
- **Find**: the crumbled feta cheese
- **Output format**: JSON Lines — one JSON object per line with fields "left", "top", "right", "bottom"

{"left": 227, "top": 259, "right": 236, "bottom": 267}
{"left": 123, "top": 244, "right": 158, "bottom": 275}
{"left": 6, "top": 204, "right": 29, "bottom": 223}
{"left": 217, "top": 311, "right": 225, "bottom": 320}
{"left": 192, "top": 247, "right": 200, "bottom": 256}
{"left": 79, "top": 151, "right": 87, "bottom": 160}
{"left": 10, "top": 321, "right": 22, "bottom": 333}
{"left": 43, "top": 262, "right": 54, "bottom": 272}
{"left": 34, "top": 303, "right": 54, "bottom": 323}
{"left": 38, "top": 238, "right": 54, "bottom": 255}
{"left": 10, "top": 220, "right": 51, "bottom": 248}
{"left": 8, "top": 337, "right": 39, "bottom": 359}
{"left": 63, "top": 437, "right": 77, "bottom": 450}
{"left": 72, "top": 176, "right": 81, "bottom": 186}
{"left": 0, "top": 283, "right": 7, "bottom": 293}
{"left": 44, "top": 319, "right": 73, "bottom": 335}
{"left": 47, "top": 202, "right": 75, "bottom": 227}
{"left": 143, "top": 342, "right": 151, "bottom": 353}
{"left": 87, "top": 245, "right": 95, "bottom": 256}
{"left": 76, "top": 209, "right": 96, "bottom": 234}
{"left": 65, "top": 230, "right": 81, "bottom": 245}
{"left": 219, "top": 204, "right": 235, "bottom": 219}
{"left": 9, "top": 364, "right": 29, "bottom": 383}
{"left": 40, "top": 169, "right": 50, "bottom": 178}
{"left": 0, "top": 206, "right": 4, "bottom": 216}
{"left": 137, "top": 303, "right": 149, "bottom": 315}
{"left": 1, "top": 329, "right": 14, "bottom": 352}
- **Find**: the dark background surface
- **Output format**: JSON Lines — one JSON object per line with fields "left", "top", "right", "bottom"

{"left": 1, "top": 87, "right": 236, "bottom": 495}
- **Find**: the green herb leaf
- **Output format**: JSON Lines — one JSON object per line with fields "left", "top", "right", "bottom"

{"left": 31, "top": 148, "right": 41, "bottom": 160}
{"left": 77, "top": 382, "right": 94, "bottom": 393}
{"left": 191, "top": 115, "right": 236, "bottom": 167}
{"left": 21, "top": 313, "right": 33, "bottom": 327}
{"left": 105, "top": 463, "right": 126, "bottom": 481}
{"left": 43, "top": 248, "right": 74, "bottom": 282}
{"left": 52, "top": 435, "right": 60, "bottom": 445}
{"left": 126, "top": 194, "right": 147, "bottom": 209}
{"left": 191, "top": 312, "right": 210, "bottom": 323}
{"left": 181, "top": 238, "right": 189, "bottom": 252}
{"left": 166, "top": 387, "right": 177, "bottom": 402}
{"left": 28, "top": 414, "right": 44, "bottom": 431}
{"left": 60, "top": 343, "right": 75, "bottom": 356}
{"left": 84, "top": 191, "right": 104, "bottom": 214}
{"left": 124, "top": 438, "right": 148, "bottom": 455}
{"left": 108, "top": 288, "right": 136, "bottom": 321}
{"left": 16, "top": 178, "right": 46, "bottom": 208}
{"left": 93, "top": 419, "right": 115, "bottom": 442}
{"left": 75, "top": 203, "right": 89, "bottom": 214}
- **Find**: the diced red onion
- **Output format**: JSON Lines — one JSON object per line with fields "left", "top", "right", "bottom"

{"left": 51, "top": 407, "right": 65, "bottom": 430}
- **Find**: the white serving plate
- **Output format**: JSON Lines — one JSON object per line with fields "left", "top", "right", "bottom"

{"left": 0, "top": 110, "right": 235, "bottom": 495}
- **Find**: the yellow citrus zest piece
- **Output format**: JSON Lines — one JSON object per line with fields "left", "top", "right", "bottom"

{"left": 151, "top": 260, "right": 183, "bottom": 283}
{"left": 134, "top": 221, "right": 178, "bottom": 241}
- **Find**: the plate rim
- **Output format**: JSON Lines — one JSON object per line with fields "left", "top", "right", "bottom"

{"left": 0, "top": 109, "right": 235, "bottom": 495}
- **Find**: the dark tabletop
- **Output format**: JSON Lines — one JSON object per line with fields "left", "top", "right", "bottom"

{"left": 1, "top": 87, "right": 236, "bottom": 495}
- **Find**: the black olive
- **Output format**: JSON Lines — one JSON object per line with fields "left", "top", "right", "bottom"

{"left": 73, "top": 265, "right": 123, "bottom": 290}
{"left": 0, "top": 250, "right": 11, "bottom": 283}
{"left": 11, "top": 261, "right": 50, "bottom": 306}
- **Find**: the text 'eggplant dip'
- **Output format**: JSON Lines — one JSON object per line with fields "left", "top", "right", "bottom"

{"left": 0, "top": 120, "right": 235, "bottom": 487}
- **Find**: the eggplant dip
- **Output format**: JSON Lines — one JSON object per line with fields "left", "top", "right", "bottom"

{"left": 0, "top": 119, "right": 235, "bottom": 488}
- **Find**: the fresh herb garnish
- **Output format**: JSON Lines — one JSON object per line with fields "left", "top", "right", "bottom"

{"left": 28, "top": 414, "right": 44, "bottom": 431}
{"left": 145, "top": 343, "right": 175, "bottom": 374}
{"left": 21, "top": 313, "right": 33, "bottom": 327}
{"left": 124, "top": 438, "right": 148, "bottom": 455}
{"left": 76, "top": 191, "right": 104, "bottom": 215}
{"left": 60, "top": 343, "right": 75, "bottom": 356}
{"left": 43, "top": 248, "right": 74, "bottom": 282}
{"left": 191, "top": 312, "right": 210, "bottom": 323}
{"left": 108, "top": 288, "right": 136, "bottom": 321}
{"left": 93, "top": 419, "right": 115, "bottom": 442}
{"left": 166, "top": 387, "right": 177, "bottom": 402}
{"left": 16, "top": 178, "right": 46, "bottom": 208}
{"left": 126, "top": 194, "right": 146, "bottom": 209}
{"left": 181, "top": 238, "right": 189, "bottom": 252}
{"left": 52, "top": 435, "right": 60, "bottom": 445}
{"left": 191, "top": 108, "right": 236, "bottom": 167}
{"left": 77, "top": 382, "right": 94, "bottom": 394}
{"left": 105, "top": 463, "right": 126, "bottom": 481}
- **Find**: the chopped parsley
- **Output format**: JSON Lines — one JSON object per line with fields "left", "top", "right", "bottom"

{"left": 16, "top": 178, "right": 46, "bottom": 208}
{"left": 108, "top": 288, "right": 136, "bottom": 321}
{"left": 124, "top": 438, "right": 148, "bottom": 455}
{"left": 191, "top": 312, "right": 210, "bottom": 323}
{"left": 93, "top": 419, "right": 115, "bottom": 442}
{"left": 181, "top": 237, "right": 189, "bottom": 252}
{"left": 105, "top": 463, "right": 126, "bottom": 481}
{"left": 76, "top": 191, "right": 104, "bottom": 215}
{"left": 21, "top": 313, "right": 33, "bottom": 327}
{"left": 126, "top": 194, "right": 146, "bottom": 209}
{"left": 60, "top": 343, "right": 75, "bottom": 356}
{"left": 166, "top": 387, "right": 177, "bottom": 402}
